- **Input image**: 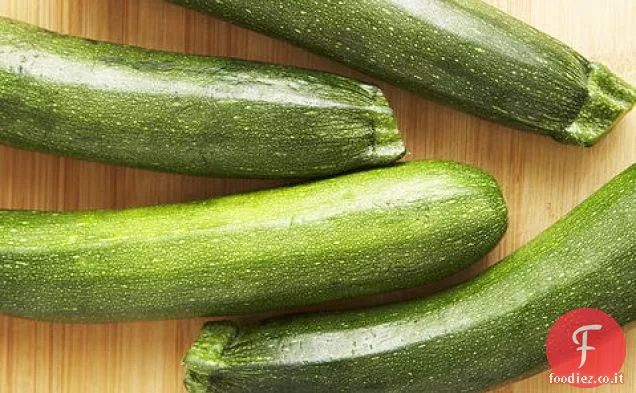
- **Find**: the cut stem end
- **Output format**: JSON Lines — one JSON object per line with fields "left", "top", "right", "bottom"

{"left": 562, "top": 63, "right": 636, "bottom": 146}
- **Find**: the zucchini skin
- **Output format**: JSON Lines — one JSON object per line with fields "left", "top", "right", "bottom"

{"left": 168, "top": 0, "right": 636, "bottom": 145}
{"left": 0, "top": 17, "right": 404, "bottom": 178}
{"left": 183, "top": 164, "right": 636, "bottom": 393}
{"left": 0, "top": 161, "right": 507, "bottom": 323}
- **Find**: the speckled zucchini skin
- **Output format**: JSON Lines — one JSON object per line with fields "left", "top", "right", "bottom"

{"left": 168, "top": 0, "right": 636, "bottom": 145}
{"left": 0, "top": 17, "right": 404, "bottom": 178}
{"left": 0, "top": 161, "right": 507, "bottom": 323}
{"left": 183, "top": 164, "right": 636, "bottom": 393}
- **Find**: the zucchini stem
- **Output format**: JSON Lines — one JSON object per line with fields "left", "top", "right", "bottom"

{"left": 563, "top": 64, "right": 636, "bottom": 146}
{"left": 183, "top": 323, "right": 236, "bottom": 393}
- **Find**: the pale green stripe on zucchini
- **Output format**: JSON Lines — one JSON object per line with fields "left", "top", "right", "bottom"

{"left": 183, "top": 164, "right": 636, "bottom": 393}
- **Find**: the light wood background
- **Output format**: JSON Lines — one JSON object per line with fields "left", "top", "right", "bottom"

{"left": 0, "top": 0, "right": 634, "bottom": 392}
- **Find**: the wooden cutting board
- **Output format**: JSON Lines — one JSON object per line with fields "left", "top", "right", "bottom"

{"left": 0, "top": 0, "right": 634, "bottom": 392}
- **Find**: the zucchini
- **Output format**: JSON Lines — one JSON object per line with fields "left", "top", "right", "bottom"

{"left": 0, "top": 161, "right": 507, "bottom": 323}
{"left": 168, "top": 0, "right": 636, "bottom": 146}
{"left": 0, "top": 17, "right": 404, "bottom": 178}
{"left": 183, "top": 164, "right": 636, "bottom": 393}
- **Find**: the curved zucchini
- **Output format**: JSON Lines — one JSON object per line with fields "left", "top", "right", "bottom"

{"left": 168, "top": 0, "right": 636, "bottom": 145}
{"left": 0, "top": 17, "right": 404, "bottom": 178}
{"left": 0, "top": 161, "right": 507, "bottom": 323}
{"left": 183, "top": 164, "right": 636, "bottom": 393}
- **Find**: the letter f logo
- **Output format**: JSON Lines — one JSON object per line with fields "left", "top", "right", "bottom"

{"left": 572, "top": 324, "right": 602, "bottom": 368}
{"left": 547, "top": 309, "right": 626, "bottom": 388}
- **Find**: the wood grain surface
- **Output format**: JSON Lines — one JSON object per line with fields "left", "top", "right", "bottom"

{"left": 0, "top": 0, "right": 634, "bottom": 392}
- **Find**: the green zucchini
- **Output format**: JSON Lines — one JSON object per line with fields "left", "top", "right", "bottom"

{"left": 183, "top": 164, "right": 636, "bottom": 393}
{"left": 0, "top": 160, "right": 507, "bottom": 323}
{"left": 0, "top": 17, "right": 404, "bottom": 178}
{"left": 168, "top": 0, "right": 636, "bottom": 146}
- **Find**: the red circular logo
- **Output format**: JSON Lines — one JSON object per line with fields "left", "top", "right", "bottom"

{"left": 546, "top": 308, "right": 626, "bottom": 388}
